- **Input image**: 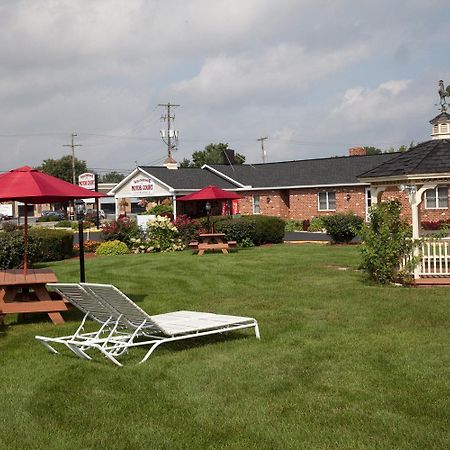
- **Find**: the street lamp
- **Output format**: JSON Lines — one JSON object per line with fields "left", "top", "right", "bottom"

{"left": 205, "top": 201, "right": 212, "bottom": 233}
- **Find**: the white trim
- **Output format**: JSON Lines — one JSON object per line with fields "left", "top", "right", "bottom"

{"left": 201, "top": 164, "right": 247, "bottom": 188}
{"left": 424, "top": 186, "right": 449, "bottom": 209}
{"left": 317, "top": 191, "right": 336, "bottom": 211}
{"left": 108, "top": 167, "right": 175, "bottom": 196}
{"left": 235, "top": 182, "right": 368, "bottom": 191}
{"left": 365, "top": 187, "right": 372, "bottom": 221}
{"left": 108, "top": 167, "right": 140, "bottom": 195}
{"left": 135, "top": 168, "right": 174, "bottom": 192}
{"left": 359, "top": 173, "right": 450, "bottom": 184}
{"left": 252, "top": 194, "right": 261, "bottom": 214}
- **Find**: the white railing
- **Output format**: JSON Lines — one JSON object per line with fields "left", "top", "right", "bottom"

{"left": 402, "top": 239, "right": 450, "bottom": 277}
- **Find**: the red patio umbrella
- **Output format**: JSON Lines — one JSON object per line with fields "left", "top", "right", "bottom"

{"left": 177, "top": 185, "right": 241, "bottom": 201}
{"left": 0, "top": 166, "right": 105, "bottom": 274}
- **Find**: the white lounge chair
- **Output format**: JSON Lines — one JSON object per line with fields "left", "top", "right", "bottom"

{"left": 35, "top": 283, "right": 131, "bottom": 361}
{"left": 36, "top": 283, "right": 260, "bottom": 367}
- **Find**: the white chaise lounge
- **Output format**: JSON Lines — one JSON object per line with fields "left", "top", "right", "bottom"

{"left": 36, "top": 283, "right": 260, "bottom": 367}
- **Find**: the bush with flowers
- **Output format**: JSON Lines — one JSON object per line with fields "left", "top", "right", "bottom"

{"left": 101, "top": 215, "right": 140, "bottom": 248}
{"left": 73, "top": 239, "right": 101, "bottom": 256}
{"left": 172, "top": 214, "right": 202, "bottom": 244}
{"left": 130, "top": 215, "right": 184, "bottom": 253}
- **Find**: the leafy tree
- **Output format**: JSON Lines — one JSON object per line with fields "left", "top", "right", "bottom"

{"left": 179, "top": 158, "right": 192, "bottom": 168}
{"left": 37, "top": 155, "right": 88, "bottom": 183}
{"left": 182, "top": 143, "right": 245, "bottom": 167}
{"left": 365, "top": 146, "right": 383, "bottom": 155}
{"left": 100, "top": 171, "right": 125, "bottom": 183}
{"left": 365, "top": 142, "right": 416, "bottom": 155}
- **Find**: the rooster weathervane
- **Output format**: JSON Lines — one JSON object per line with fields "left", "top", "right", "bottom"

{"left": 438, "top": 80, "right": 450, "bottom": 112}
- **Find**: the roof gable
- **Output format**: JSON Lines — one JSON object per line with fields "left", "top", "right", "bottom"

{"left": 359, "top": 140, "right": 450, "bottom": 179}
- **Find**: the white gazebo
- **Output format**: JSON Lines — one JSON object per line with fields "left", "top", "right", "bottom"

{"left": 359, "top": 111, "right": 450, "bottom": 281}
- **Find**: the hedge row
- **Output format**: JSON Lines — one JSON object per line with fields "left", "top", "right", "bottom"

{"left": 213, "top": 215, "right": 285, "bottom": 245}
{"left": 0, "top": 228, "right": 73, "bottom": 269}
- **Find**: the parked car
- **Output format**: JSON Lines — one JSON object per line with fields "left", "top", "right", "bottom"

{"left": 84, "top": 209, "right": 106, "bottom": 221}
{"left": 0, "top": 213, "right": 13, "bottom": 221}
{"left": 40, "top": 210, "right": 67, "bottom": 220}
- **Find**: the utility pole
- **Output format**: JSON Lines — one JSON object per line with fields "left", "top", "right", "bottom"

{"left": 257, "top": 136, "right": 269, "bottom": 163}
{"left": 158, "top": 102, "right": 180, "bottom": 160}
{"left": 63, "top": 132, "right": 82, "bottom": 184}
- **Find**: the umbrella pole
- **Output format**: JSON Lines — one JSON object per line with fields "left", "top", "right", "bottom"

{"left": 24, "top": 202, "right": 28, "bottom": 275}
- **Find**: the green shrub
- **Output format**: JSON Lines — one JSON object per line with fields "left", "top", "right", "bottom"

{"left": 96, "top": 240, "right": 130, "bottom": 256}
{"left": 36, "top": 216, "right": 52, "bottom": 222}
{"left": 285, "top": 219, "right": 302, "bottom": 232}
{"left": 359, "top": 200, "right": 416, "bottom": 284}
{"left": 0, "top": 228, "right": 73, "bottom": 269}
{"left": 56, "top": 220, "right": 73, "bottom": 228}
{"left": 148, "top": 204, "right": 173, "bottom": 215}
{"left": 215, "top": 215, "right": 285, "bottom": 245}
{"left": 30, "top": 228, "right": 74, "bottom": 262}
{"left": 70, "top": 220, "right": 95, "bottom": 230}
{"left": 322, "top": 213, "right": 363, "bottom": 244}
{"left": 1, "top": 222, "right": 23, "bottom": 232}
{"left": 242, "top": 215, "right": 285, "bottom": 245}
{"left": 215, "top": 218, "right": 256, "bottom": 244}
{"left": 0, "top": 231, "right": 42, "bottom": 269}
{"left": 308, "top": 216, "right": 325, "bottom": 232}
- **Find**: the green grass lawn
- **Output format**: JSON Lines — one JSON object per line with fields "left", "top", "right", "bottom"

{"left": 1, "top": 244, "right": 449, "bottom": 449}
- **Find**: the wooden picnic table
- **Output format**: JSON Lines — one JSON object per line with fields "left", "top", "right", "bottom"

{"left": 0, "top": 269, "right": 69, "bottom": 325}
{"left": 192, "top": 233, "right": 236, "bottom": 255}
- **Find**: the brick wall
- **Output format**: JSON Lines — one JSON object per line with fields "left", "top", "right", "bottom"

{"left": 380, "top": 187, "right": 450, "bottom": 223}
{"left": 237, "top": 186, "right": 450, "bottom": 224}
{"left": 238, "top": 187, "right": 368, "bottom": 221}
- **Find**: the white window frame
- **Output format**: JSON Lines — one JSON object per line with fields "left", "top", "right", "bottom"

{"left": 365, "top": 187, "right": 372, "bottom": 221}
{"left": 252, "top": 194, "right": 261, "bottom": 214}
{"left": 425, "top": 186, "right": 448, "bottom": 209}
{"left": 318, "top": 191, "right": 336, "bottom": 211}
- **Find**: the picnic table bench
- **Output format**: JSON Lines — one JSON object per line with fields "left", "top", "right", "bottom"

{"left": 189, "top": 234, "right": 237, "bottom": 255}
{"left": 0, "top": 269, "right": 69, "bottom": 325}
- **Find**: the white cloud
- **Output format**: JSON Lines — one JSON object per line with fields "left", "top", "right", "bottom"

{"left": 0, "top": 0, "right": 448, "bottom": 170}
{"left": 171, "top": 43, "right": 369, "bottom": 104}
{"left": 332, "top": 79, "right": 416, "bottom": 123}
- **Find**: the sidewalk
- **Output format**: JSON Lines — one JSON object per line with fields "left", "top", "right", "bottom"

{"left": 284, "top": 231, "right": 361, "bottom": 244}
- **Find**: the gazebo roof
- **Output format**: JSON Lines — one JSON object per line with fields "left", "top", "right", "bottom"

{"left": 359, "top": 139, "right": 450, "bottom": 179}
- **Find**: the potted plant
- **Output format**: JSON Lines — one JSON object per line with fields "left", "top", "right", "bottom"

{"left": 136, "top": 198, "right": 157, "bottom": 230}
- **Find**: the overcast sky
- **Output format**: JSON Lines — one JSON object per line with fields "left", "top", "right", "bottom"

{"left": 0, "top": 0, "right": 449, "bottom": 174}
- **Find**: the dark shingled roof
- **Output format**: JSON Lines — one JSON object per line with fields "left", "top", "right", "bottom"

{"left": 138, "top": 166, "right": 238, "bottom": 189}
{"left": 430, "top": 112, "right": 450, "bottom": 124}
{"left": 359, "top": 139, "right": 450, "bottom": 178}
{"left": 209, "top": 153, "right": 398, "bottom": 187}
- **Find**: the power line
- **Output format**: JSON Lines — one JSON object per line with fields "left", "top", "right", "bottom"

{"left": 158, "top": 102, "right": 180, "bottom": 160}
{"left": 257, "top": 136, "right": 269, "bottom": 163}
{"left": 62, "top": 132, "right": 82, "bottom": 184}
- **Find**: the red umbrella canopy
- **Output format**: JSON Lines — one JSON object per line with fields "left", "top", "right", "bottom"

{"left": 177, "top": 185, "right": 241, "bottom": 202}
{"left": 0, "top": 166, "right": 105, "bottom": 203}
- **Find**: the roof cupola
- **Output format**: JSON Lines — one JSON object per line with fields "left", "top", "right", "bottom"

{"left": 430, "top": 112, "right": 450, "bottom": 140}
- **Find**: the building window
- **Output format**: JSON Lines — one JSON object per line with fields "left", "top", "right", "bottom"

{"left": 425, "top": 187, "right": 448, "bottom": 209}
{"left": 440, "top": 123, "right": 448, "bottom": 133}
{"left": 433, "top": 124, "right": 439, "bottom": 133}
{"left": 318, "top": 191, "right": 336, "bottom": 211}
{"left": 365, "top": 187, "right": 372, "bottom": 221}
{"left": 253, "top": 195, "right": 261, "bottom": 214}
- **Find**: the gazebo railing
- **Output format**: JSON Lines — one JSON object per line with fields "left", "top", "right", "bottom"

{"left": 402, "top": 238, "right": 450, "bottom": 277}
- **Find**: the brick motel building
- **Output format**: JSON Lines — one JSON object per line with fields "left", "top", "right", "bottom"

{"left": 110, "top": 110, "right": 450, "bottom": 225}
